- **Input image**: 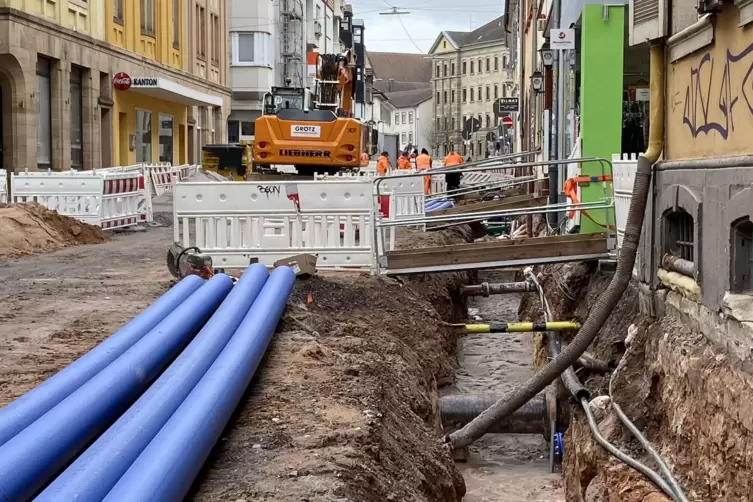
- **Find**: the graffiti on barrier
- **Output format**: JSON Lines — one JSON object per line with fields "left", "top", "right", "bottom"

{"left": 681, "top": 43, "right": 753, "bottom": 139}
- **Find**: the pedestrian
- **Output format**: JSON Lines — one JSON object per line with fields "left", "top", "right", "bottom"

{"left": 376, "top": 151, "right": 391, "bottom": 176}
{"left": 416, "top": 148, "right": 432, "bottom": 195}
{"left": 444, "top": 151, "right": 464, "bottom": 195}
{"left": 397, "top": 151, "right": 411, "bottom": 170}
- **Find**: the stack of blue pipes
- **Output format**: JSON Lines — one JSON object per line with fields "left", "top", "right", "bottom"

{"left": 0, "top": 264, "right": 296, "bottom": 502}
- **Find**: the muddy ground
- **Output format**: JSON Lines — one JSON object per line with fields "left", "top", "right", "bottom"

{"left": 0, "top": 220, "right": 472, "bottom": 501}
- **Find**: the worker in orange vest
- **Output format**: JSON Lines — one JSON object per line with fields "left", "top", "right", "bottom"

{"left": 415, "top": 148, "right": 433, "bottom": 195}
{"left": 376, "top": 151, "right": 391, "bottom": 176}
{"left": 444, "top": 151, "right": 464, "bottom": 195}
{"left": 397, "top": 151, "right": 411, "bottom": 170}
{"left": 360, "top": 151, "right": 369, "bottom": 167}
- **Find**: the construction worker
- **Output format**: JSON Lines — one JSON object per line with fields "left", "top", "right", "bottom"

{"left": 376, "top": 151, "right": 391, "bottom": 176}
{"left": 444, "top": 151, "right": 464, "bottom": 195}
{"left": 397, "top": 151, "right": 411, "bottom": 170}
{"left": 360, "top": 151, "right": 369, "bottom": 167}
{"left": 415, "top": 148, "right": 432, "bottom": 195}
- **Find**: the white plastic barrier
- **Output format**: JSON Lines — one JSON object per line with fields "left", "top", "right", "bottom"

{"left": 12, "top": 170, "right": 104, "bottom": 225}
{"left": 148, "top": 163, "right": 174, "bottom": 196}
{"left": 612, "top": 153, "right": 637, "bottom": 250}
{"left": 314, "top": 171, "right": 376, "bottom": 181}
{"left": 461, "top": 172, "right": 493, "bottom": 186}
{"left": 173, "top": 180, "right": 375, "bottom": 269}
{"left": 100, "top": 171, "right": 143, "bottom": 229}
{"left": 0, "top": 169, "right": 6, "bottom": 203}
{"left": 379, "top": 174, "right": 425, "bottom": 221}
{"left": 431, "top": 174, "right": 446, "bottom": 194}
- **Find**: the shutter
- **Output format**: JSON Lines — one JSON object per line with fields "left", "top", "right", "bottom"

{"left": 629, "top": 0, "right": 667, "bottom": 46}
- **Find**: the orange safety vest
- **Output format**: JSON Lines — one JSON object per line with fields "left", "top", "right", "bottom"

{"left": 360, "top": 152, "right": 369, "bottom": 167}
{"left": 415, "top": 154, "right": 432, "bottom": 169}
{"left": 444, "top": 152, "right": 464, "bottom": 166}
{"left": 397, "top": 156, "right": 411, "bottom": 170}
{"left": 377, "top": 156, "right": 390, "bottom": 176}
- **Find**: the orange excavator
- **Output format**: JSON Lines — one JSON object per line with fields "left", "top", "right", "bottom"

{"left": 253, "top": 51, "right": 362, "bottom": 176}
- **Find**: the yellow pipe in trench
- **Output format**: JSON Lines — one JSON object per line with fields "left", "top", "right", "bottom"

{"left": 462, "top": 322, "right": 581, "bottom": 333}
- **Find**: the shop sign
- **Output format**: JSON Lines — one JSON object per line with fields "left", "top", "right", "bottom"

{"left": 290, "top": 124, "right": 321, "bottom": 138}
{"left": 113, "top": 72, "right": 132, "bottom": 91}
{"left": 550, "top": 29, "right": 575, "bottom": 50}
{"left": 132, "top": 77, "right": 159, "bottom": 87}
{"left": 494, "top": 97, "right": 519, "bottom": 116}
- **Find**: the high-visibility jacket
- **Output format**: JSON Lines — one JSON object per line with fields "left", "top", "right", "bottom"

{"left": 397, "top": 156, "right": 411, "bottom": 170}
{"left": 444, "top": 152, "right": 464, "bottom": 166}
{"left": 377, "top": 155, "right": 391, "bottom": 176}
{"left": 415, "top": 154, "right": 432, "bottom": 169}
{"left": 360, "top": 152, "right": 369, "bottom": 167}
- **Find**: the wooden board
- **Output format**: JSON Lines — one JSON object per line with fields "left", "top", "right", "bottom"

{"left": 386, "top": 233, "right": 609, "bottom": 270}
{"left": 431, "top": 194, "right": 546, "bottom": 217}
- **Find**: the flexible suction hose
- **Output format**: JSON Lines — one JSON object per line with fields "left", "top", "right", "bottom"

{"left": 448, "top": 44, "right": 665, "bottom": 449}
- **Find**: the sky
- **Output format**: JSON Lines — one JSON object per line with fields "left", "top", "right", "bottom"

{"left": 350, "top": 0, "right": 504, "bottom": 53}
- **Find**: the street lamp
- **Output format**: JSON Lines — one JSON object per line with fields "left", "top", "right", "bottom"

{"left": 530, "top": 71, "right": 544, "bottom": 93}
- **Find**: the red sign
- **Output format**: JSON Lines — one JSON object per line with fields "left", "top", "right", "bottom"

{"left": 113, "top": 72, "right": 132, "bottom": 91}
{"left": 502, "top": 116, "right": 514, "bottom": 126}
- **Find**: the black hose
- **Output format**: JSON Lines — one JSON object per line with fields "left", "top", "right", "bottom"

{"left": 175, "top": 246, "right": 201, "bottom": 276}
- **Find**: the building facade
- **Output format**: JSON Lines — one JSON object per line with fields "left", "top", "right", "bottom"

{"left": 0, "top": 0, "right": 230, "bottom": 173}
{"left": 384, "top": 89, "right": 432, "bottom": 153}
{"left": 428, "top": 17, "right": 516, "bottom": 159}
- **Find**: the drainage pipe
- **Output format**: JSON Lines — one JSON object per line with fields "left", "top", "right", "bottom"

{"left": 104, "top": 266, "right": 296, "bottom": 502}
{"left": 439, "top": 394, "right": 568, "bottom": 435}
{"left": 577, "top": 351, "right": 613, "bottom": 373}
{"left": 462, "top": 321, "right": 581, "bottom": 333}
{"left": 461, "top": 281, "right": 536, "bottom": 297}
{"left": 0, "top": 275, "right": 205, "bottom": 448}
{"left": 661, "top": 254, "right": 696, "bottom": 280}
{"left": 37, "top": 265, "right": 270, "bottom": 502}
{"left": 0, "top": 274, "right": 233, "bottom": 502}
{"left": 447, "top": 43, "right": 665, "bottom": 450}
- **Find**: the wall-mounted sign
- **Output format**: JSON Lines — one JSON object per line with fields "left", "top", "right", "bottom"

{"left": 131, "top": 77, "right": 159, "bottom": 87}
{"left": 494, "top": 97, "right": 519, "bottom": 116}
{"left": 113, "top": 72, "right": 131, "bottom": 91}
{"left": 550, "top": 29, "right": 575, "bottom": 50}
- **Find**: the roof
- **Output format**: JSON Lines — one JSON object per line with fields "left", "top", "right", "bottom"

{"left": 429, "top": 15, "right": 507, "bottom": 53}
{"left": 367, "top": 51, "right": 432, "bottom": 86}
{"left": 384, "top": 88, "right": 432, "bottom": 109}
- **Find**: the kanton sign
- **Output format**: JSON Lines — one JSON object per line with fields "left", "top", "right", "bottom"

{"left": 132, "top": 77, "right": 159, "bottom": 87}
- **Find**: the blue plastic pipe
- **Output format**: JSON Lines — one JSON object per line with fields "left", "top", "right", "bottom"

{"left": 425, "top": 199, "right": 442, "bottom": 210}
{"left": 36, "top": 265, "right": 270, "bottom": 502}
{"left": 427, "top": 200, "right": 453, "bottom": 212}
{"left": 0, "top": 274, "right": 233, "bottom": 502}
{"left": 104, "top": 266, "right": 296, "bottom": 502}
{"left": 0, "top": 275, "right": 204, "bottom": 448}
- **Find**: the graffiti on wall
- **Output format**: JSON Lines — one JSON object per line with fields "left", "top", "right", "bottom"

{"left": 680, "top": 43, "right": 753, "bottom": 139}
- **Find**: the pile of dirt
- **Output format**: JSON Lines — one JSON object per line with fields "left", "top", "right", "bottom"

{"left": 0, "top": 203, "right": 106, "bottom": 260}
{"left": 190, "top": 229, "right": 473, "bottom": 501}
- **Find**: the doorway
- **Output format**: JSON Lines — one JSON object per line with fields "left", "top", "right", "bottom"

{"left": 101, "top": 107, "right": 112, "bottom": 168}
{"left": 187, "top": 124, "right": 195, "bottom": 164}
{"left": 118, "top": 112, "right": 128, "bottom": 165}
{"left": 178, "top": 125, "right": 186, "bottom": 164}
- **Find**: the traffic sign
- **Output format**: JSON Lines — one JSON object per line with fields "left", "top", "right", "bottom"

{"left": 502, "top": 116, "right": 513, "bottom": 126}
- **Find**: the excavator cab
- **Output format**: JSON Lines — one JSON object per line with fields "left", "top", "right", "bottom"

{"left": 262, "top": 87, "right": 309, "bottom": 115}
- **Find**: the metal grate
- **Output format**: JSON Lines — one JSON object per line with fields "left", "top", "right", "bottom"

{"left": 665, "top": 210, "right": 694, "bottom": 262}
{"left": 633, "top": 0, "right": 660, "bottom": 23}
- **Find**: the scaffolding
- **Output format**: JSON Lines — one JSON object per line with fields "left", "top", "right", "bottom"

{"left": 279, "top": 0, "right": 304, "bottom": 87}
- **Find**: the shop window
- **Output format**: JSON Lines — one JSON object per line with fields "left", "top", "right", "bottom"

{"left": 140, "top": 0, "right": 155, "bottom": 36}
{"left": 135, "top": 109, "right": 153, "bottom": 163}
{"left": 211, "top": 13, "right": 220, "bottom": 65}
{"left": 159, "top": 114, "right": 174, "bottom": 164}
{"left": 114, "top": 0, "right": 124, "bottom": 24}
{"left": 36, "top": 57, "right": 52, "bottom": 170}
{"left": 731, "top": 217, "right": 753, "bottom": 293}
{"left": 172, "top": 0, "right": 180, "bottom": 48}
{"left": 664, "top": 210, "right": 694, "bottom": 262}
{"left": 70, "top": 66, "right": 83, "bottom": 170}
{"left": 197, "top": 4, "right": 206, "bottom": 59}
{"left": 228, "top": 120, "right": 239, "bottom": 143}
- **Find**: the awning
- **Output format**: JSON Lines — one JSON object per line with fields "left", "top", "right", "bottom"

{"left": 129, "top": 77, "right": 223, "bottom": 107}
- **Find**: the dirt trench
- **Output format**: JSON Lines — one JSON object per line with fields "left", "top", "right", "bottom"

{"left": 0, "top": 221, "right": 473, "bottom": 501}
{"left": 523, "top": 262, "right": 753, "bottom": 502}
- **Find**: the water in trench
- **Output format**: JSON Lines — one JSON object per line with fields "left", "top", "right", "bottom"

{"left": 453, "top": 271, "right": 565, "bottom": 501}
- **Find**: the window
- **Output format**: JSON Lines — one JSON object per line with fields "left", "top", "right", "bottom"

{"left": 436, "top": 91, "right": 440, "bottom": 103}
{"left": 486, "top": 58, "right": 490, "bottom": 71}
{"left": 443, "top": 64, "right": 447, "bottom": 77}
{"left": 401, "top": 112, "right": 406, "bottom": 124}
{"left": 494, "top": 56, "right": 498, "bottom": 70}
{"left": 470, "top": 88, "right": 474, "bottom": 102}
{"left": 451, "top": 117, "right": 455, "bottom": 130}
{"left": 462, "top": 88, "right": 467, "bottom": 102}
{"left": 135, "top": 109, "right": 153, "bottom": 163}
{"left": 436, "top": 64, "right": 440, "bottom": 78}
{"left": 159, "top": 114, "right": 174, "bottom": 163}
{"left": 114, "top": 0, "right": 124, "bottom": 24}
{"left": 451, "top": 62, "right": 455, "bottom": 75}
{"left": 197, "top": 5, "right": 206, "bottom": 59}
{"left": 211, "top": 13, "right": 220, "bottom": 64}
{"left": 503, "top": 85, "right": 507, "bottom": 98}
{"left": 462, "top": 61, "right": 467, "bottom": 74}
{"left": 401, "top": 132, "right": 406, "bottom": 144}
{"left": 451, "top": 90, "right": 455, "bottom": 103}
{"left": 408, "top": 132, "right": 413, "bottom": 144}
{"left": 241, "top": 121, "right": 255, "bottom": 137}
{"left": 395, "top": 113, "right": 399, "bottom": 124}
{"left": 172, "top": 0, "right": 180, "bottom": 48}
{"left": 444, "top": 117, "right": 448, "bottom": 130}
{"left": 228, "top": 120, "right": 239, "bottom": 142}
{"left": 478, "top": 86, "right": 482, "bottom": 100}
{"left": 232, "top": 32, "right": 271, "bottom": 66}
{"left": 485, "top": 113, "right": 490, "bottom": 128}
{"left": 503, "top": 55, "right": 508, "bottom": 68}
{"left": 316, "top": 4, "right": 321, "bottom": 20}
{"left": 36, "top": 57, "right": 52, "bottom": 170}
{"left": 436, "top": 117, "right": 440, "bottom": 128}
{"left": 478, "top": 58, "right": 483, "bottom": 72}
{"left": 494, "top": 84, "right": 499, "bottom": 99}
{"left": 470, "top": 60, "right": 474, "bottom": 73}
{"left": 443, "top": 91, "right": 447, "bottom": 104}
{"left": 443, "top": 40, "right": 446, "bottom": 48}
{"left": 408, "top": 112, "right": 413, "bottom": 124}
{"left": 664, "top": 210, "right": 694, "bottom": 262}
{"left": 731, "top": 217, "right": 753, "bottom": 293}
{"left": 70, "top": 66, "right": 83, "bottom": 170}
{"left": 486, "top": 85, "right": 490, "bottom": 101}
{"left": 140, "top": 0, "right": 155, "bottom": 36}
